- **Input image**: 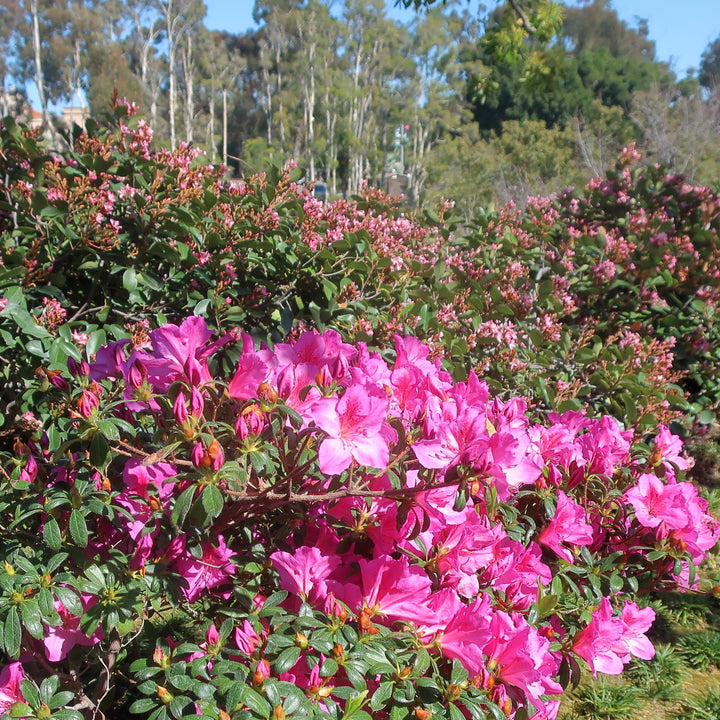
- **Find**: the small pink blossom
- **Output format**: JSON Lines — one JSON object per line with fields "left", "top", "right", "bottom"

{"left": 173, "top": 536, "right": 236, "bottom": 602}
{"left": 538, "top": 490, "right": 594, "bottom": 563}
{"left": 0, "top": 663, "right": 26, "bottom": 714}
{"left": 312, "top": 384, "right": 390, "bottom": 474}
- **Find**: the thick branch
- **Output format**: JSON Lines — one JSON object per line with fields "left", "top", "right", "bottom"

{"left": 508, "top": 0, "right": 536, "bottom": 34}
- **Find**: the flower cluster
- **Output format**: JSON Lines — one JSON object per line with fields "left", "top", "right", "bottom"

{"left": 4, "top": 317, "right": 717, "bottom": 719}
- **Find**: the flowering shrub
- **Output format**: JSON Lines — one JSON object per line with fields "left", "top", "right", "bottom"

{"left": 2, "top": 317, "right": 717, "bottom": 719}
{"left": 3, "top": 105, "right": 720, "bottom": 451}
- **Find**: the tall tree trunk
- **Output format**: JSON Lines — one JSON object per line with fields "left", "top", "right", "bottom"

{"left": 182, "top": 32, "right": 194, "bottom": 144}
{"left": 164, "top": 0, "right": 177, "bottom": 150}
{"left": 222, "top": 88, "right": 227, "bottom": 167}
{"left": 208, "top": 92, "right": 215, "bottom": 162}
{"left": 30, "top": 0, "right": 55, "bottom": 141}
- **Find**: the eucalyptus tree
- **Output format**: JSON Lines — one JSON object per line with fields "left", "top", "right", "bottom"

{"left": 0, "top": 0, "right": 22, "bottom": 113}
{"left": 196, "top": 28, "right": 244, "bottom": 162}
{"left": 341, "top": 0, "right": 411, "bottom": 195}
{"left": 123, "top": 0, "right": 164, "bottom": 127}
{"left": 157, "top": 0, "right": 206, "bottom": 149}
{"left": 253, "top": 0, "right": 300, "bottom": 150}
{"left": 404, "top": 3, "right": 475, "bottom": 205}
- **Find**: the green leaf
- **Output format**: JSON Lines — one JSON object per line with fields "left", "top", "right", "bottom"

{"left": 274, "top": 646, "right": 302, "bottom": 674}
{"left": 609, "top": 573, "right": 624, "bottom": 593}
{"left": 89, "top": 433, "right": 109, "bottom": 468}
{"left": 123, "top": 268, "right": 138, "bottom": 293}
{"left": 171, "top": 485, "right": 196, "bottom": 528}
{"left": 54, "top": 586, "right": 83, "bottom": 615}
{"left": 369, "top": 682, "right": 393, "bottom": 711}
{"left": 69, "top": 509, "right": 89, "bottom": 547}
{"left": 200, "top": 484, "right": 224, "bottom": 519}
{"left": 320, "top": 658, "right": 339, "bottom": 677}
{"left": 20, "top": 599, "right": 44, "bottom": 640}
{"left": 130, "top": 698, "right": 160, "bottom": 714}
{"left": 240, "top": 688, "right": 272, "bottom": 716}
{"left": 4, "top": 606, "right": 21, "bottom": 657}
{"left": 8, "top": 701, "right": 34, "bottom": 718}
{"left": 43, "top": 517, "right": 62, "bottom": 550}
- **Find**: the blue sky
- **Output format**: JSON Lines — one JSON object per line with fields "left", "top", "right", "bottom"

{"left": 205, "top": 0, "right": 720, "bottom": 78}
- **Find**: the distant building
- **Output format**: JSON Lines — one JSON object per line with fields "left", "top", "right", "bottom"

{"left": 61, "top": 105, "right": 89, "bottom": 129}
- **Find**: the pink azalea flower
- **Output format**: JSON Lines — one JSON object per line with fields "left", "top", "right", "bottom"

{"left": 123, "top": 458, "right": 176, "bottom": 500}
{"left": 235, "top": 620, "right": 263, "bottom": 655}
{"left": 271, "top": 546, "right": 341, "bottom": 604}
{"left": 0, "top": 663, "right": 26, "bottom": 714}
{"left": 227, "top": 336, "right": 276, "bottom": 401}
{"left": 312, "top": 384, "right": 390, "bottom": 474}
{"left": 413, "top": 399, "right": 487, "bottom": 470}
{"left": 437, "top": 594, "right": 493, "bottom": 677}
{"left": 173, "top": 535, "right": 236, "bottom": 602}
{"left": 572, "top": 598, "right": 655, "bottom": 677}
{"left": 625, "top": 473, "right": 694, "bottom": 531}
{"left": 652, "top": 425, "right": 689, "bottom": 478}
{"left": 619, "top": 602, "right": 655, "bottom": 661}
{"left": 538, "top": 490, "right": 594, "bottom": 563}
{"left": 43, "top": 596, "right": 104, "bottom": 661}
{"left": 484, "top": 612, "right": 562, "bottom": 710}
{"left": 434, "top": 516, "right": 503, "bottom": 598}
{"left": 481, "top": 539, "right": 552, "bottom": 612}
{"left": 572, "top": 598, "right": 626, "bottom": 676}
{"left": 274, "top": 329, "right": 356, "bottom": 373}
{"left": 354, "top": 555, "right": 436, "bottom": 627}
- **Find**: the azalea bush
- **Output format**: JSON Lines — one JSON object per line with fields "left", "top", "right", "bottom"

{"left": 3, "top": 103, "right": 720, "bottom": 447}
{"left": 2, "top": 105, "right": 720, "bottom": 439}
{"left": 1, "top": 317, "right": 718, "bottom": 720}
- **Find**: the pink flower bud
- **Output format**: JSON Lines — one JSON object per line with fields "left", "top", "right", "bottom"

{"left": 173, "top": 392, "right": 188, "bottom": 425}
{"left": 78, "top": 389, "right": 100, "bottom": 418}
{"left": 190, "top": 387, "right": 205, "bottom": 418}
{"left": 47, "top": 370, "right": 69, "bottom": 391}
{"left": 20, "top": 455, "right": 38, "bottom": 483}
{"left": 191, "top": 442, "right": 205, "bottom": 468}
{"left": 315, "top": 364, "right": 334, "bottom": 388}
{"left": 127, "top": 359, "right": 146, "bottom": 390}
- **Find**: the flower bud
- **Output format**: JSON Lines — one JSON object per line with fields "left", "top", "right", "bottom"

{"left": 190, "top": 387, "right": 205, "bottom": 417}
{"left": 329, "top": 353, "right": 349, "bottom": 380}
{"left": 67, "top": 357, "right": 80, "bottom": 377}
{"left": 127, "top": 358, "right": 146, "bottom": 390}
{"left": 47, "top": 369, "right": 68, "bottom": 391}
{"left": 315, "top": 364, "right": 333, "bottom": 388}
{"left": 173, "top": 391, "right": 188, "bottom": 426}
{"left": 273, "top": 705, "right": 285, "bottom": 720}
{"left": 153, "top": 647, "right": 171, "bottom": 670}
{"left": 258, "top": 381, "right": 278, "bottom": 403}
{"left": 207, "top": 438, "right": 224, "bottom": 470}
{"left": 77, "top": 389, "right": 100, "bottom": 418}
{"left": 414, "top": 708, "right": 430, "bottom": 720}
{"left": 253, "top": 659, "right": 270, "bottom": 686}
{"left": 295, "top": 632, "right": 309, "bottom": 649}
{"left": 157, "top": 686, "right": 173, "bottom": 704}
{"left": 446, "top": 684, "right": 461, "bottom": 701}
